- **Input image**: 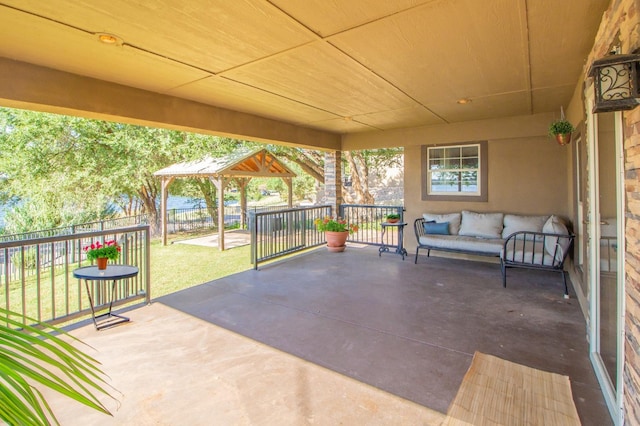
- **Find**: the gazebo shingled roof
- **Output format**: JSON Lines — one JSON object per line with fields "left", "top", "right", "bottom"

{"left": 154, "top": 148, "right": 296, "bottom": 178}
{"left": 154, "top": 148, "right": 296, "bottom": 249}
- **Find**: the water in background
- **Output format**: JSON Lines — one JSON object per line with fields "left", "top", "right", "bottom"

{"left": 0, "top": 195, "right": 203, "bottom": 232}
{"left": 166, "top": 195, "right": 204, "bottom": 210}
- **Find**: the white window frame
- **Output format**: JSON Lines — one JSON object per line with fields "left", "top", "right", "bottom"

{"left": 427, "top": 144, "right": 480, "bottom": 196}
{"left": 421, "top": 141, "right": 488, "bottom": 202}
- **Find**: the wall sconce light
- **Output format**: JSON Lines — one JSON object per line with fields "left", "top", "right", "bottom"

{"left": 589, "top": 53, "right": 640, "bottom": 113}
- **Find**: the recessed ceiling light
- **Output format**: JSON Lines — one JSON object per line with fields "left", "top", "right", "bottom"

{"left": 96, "top": 33, "right": 121, "bottom": 45}
{"left": 457, "top": 98, "right": 472, "bottom": 105}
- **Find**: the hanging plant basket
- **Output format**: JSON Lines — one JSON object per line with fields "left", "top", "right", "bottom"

{"left": 548, "top": 118, "right": 574, "bottom": 146}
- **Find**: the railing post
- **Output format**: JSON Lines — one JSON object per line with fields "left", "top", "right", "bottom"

{"left": 249, "top": 210, "right": 258, "bottom": 269}
{"left": 144, "top": 225, "right": 151, "bottom": 304}
{"left": 71, "top": 224, "right": 76, "bottom": 263}
{"left": 302, "top": 209, "right": 307, "bottom": 247}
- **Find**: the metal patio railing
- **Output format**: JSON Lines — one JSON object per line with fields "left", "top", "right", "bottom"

{"left": 166, "top": 204, "right": 292, "bottom": 233}
{"left": 340, "top": 204, "right": 405, "bottom": 247}
{"left": 0, "top": 225, "right": 151, "bottom": 326}
{"left": 249, "top": 205, "right": 331, "bottom": 269}
{"left": 250, "top": 204, "right": 405, "bottom": 268}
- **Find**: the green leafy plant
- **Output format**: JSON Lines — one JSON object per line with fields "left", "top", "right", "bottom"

{"left": 0, "top": 308, "right": 114, "bottom": 425}
{"left": 314, "top": 216, "right": 359, "bottom": 234}
{"left": 83, "top": 240, "right": 121, "bottom": 261}
{"left": 548, "top": 119, "right": 574, "bottom": 136}
{"left": 385, "top": 213, "right": 400, "bottom": 220}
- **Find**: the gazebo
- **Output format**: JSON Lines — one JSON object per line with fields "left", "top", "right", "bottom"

{"left": 154, "top": 148, "right": 296, "bottom": 250}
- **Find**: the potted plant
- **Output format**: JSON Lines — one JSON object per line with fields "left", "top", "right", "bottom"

{"left": 548, "top": 119, "right": 575, "bottom": 145}
{"left": 385, "top": 213, "right": 401, "bottom": 223}
{"left": 314, "top": 216, "right": 359, "bottom": 252}
{"left": 84, "top": 239, "right": 121, "bottom": 269}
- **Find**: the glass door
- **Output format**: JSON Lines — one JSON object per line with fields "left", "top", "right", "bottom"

{"left": 586, "top": 94, "right": 624, "bottom": 424}
{"left": 596, "top": 111, "right": 619, "bottom": 388}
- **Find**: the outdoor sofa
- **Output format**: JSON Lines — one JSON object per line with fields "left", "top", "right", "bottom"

{"left": 414, "top": 211, "right": 575, "bottom": 297}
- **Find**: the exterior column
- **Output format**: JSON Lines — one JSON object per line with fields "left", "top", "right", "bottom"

{"left": 583, "top": 1, "right": 640, "bottom": 423}
{"left": 324, "top": 151, "right": 343, "bottom": 217}
{"left": 284, "top": 177, "right": 293, "bottom": 208}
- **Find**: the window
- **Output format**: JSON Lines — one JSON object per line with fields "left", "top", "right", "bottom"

{"left": 422, "top": 141, "right": 488, "bottom": 201}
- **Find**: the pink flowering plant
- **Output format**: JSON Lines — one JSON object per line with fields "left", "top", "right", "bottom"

{"left": 314, "top": 216, "right": 359, "bottom": 234}
{"left": 83, "top": 240, "right": 121, "bottom": 261}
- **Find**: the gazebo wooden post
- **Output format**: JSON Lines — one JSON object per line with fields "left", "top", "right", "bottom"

{"left": 160, "top": 176, "right": 175, "bottom": 246}
{"left": 211, "top": 176, "right": 229, "bottom": 251}
{"left": 237, "top": 178, "right": 250, "bottom": 229}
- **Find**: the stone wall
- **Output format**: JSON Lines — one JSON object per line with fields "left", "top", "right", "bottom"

{"left": 586, "top": 0, "right": 640, "bottom": 422}
{"left": 625, "top": 101, "right": 640, "bottom": 424}
{"left": 324, "top": 151, "right": 343, "bottom": 215}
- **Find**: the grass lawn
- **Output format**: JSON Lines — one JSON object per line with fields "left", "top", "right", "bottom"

{"left": 0, "top": 232, "right": 253, "bottom": 323}
{"left": 149, "top": 236, "right": 253, "bottom": 299}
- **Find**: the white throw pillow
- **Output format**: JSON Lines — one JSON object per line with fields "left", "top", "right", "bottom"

{"left": 422, "top": 212, "right": 462, "bottom": 235}
{"left": 458, "top": 211, "right": 504, "bottom": 239}
{"left": 542, "top": 215, "right": 571, "bottom": 262}
{"left": 502, "top": 214, "right": 549, "bottom": 239}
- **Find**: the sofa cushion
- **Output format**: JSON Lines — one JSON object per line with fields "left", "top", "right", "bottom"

{"left": 419, "top": 234, "right": 503, "bottom": 255}
{"left": 424, "top": 221, "right": 450, "bottom": 235}
{"left": 502, "top": 214, "right": 549, "bottom": 239}
{"left": 542, "top": 215, "right": 570, "bottom": 261}
{"left": 459, "top": 211, "right": 504, "bottom": 239}
{"left": 423, "top": 213, "right": 462, "bottom": 235}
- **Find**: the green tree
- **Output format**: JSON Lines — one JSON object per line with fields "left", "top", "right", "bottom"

{"left": 0, "top": 108, "right": 189, "bottom": 234}
{"left": 267, "top": 145, "right": 402, "bottom": 204}
{"left": 0, "top": 107, "right": 401, "bottom": 237}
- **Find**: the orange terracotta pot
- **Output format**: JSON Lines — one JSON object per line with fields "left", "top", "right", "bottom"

{"left": 96, "top": 257, "right": 108, "bottom": 270}
{"left": 325, "top": 231, "right": 348, "bottom": 252}
{"left": 555, "top": 133, "right": 572, "bottom": 145}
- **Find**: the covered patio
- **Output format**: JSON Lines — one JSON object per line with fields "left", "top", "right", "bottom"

{"left": 44, "top": 246, "right": 611, "bottom": 425}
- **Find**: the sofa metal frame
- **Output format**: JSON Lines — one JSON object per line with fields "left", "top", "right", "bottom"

{"left": 501, "top": 231, "right": 574, "bottom": 297}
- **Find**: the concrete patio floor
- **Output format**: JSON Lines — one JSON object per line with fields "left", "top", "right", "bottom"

{"left": 47, "top": 245, "right": 612, "bottom": 425}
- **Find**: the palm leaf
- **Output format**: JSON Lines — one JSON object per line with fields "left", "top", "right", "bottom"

{"left": 0, "top": 308, "right": 115, "bottom": 425}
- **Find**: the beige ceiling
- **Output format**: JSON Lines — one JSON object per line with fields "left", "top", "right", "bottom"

{"left": 0, "top": 0, "right": 609, "bottom": 136}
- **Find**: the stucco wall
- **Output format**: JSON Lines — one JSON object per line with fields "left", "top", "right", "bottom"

{"left": 403, "top": 136, "right": 570, "bottom": 251}
{"left": 0, "top": 58, "right": 341, "bottom": 151}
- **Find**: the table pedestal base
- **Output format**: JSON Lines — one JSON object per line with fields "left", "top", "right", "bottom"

{"left": 379, "top": 222, "right": 408, "bottom": 261}
{"left": 92, "top": 312, "right": 130, "bottom": 330}
{"left": 83, "top": 278, "right": 130, "bottom": 331}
